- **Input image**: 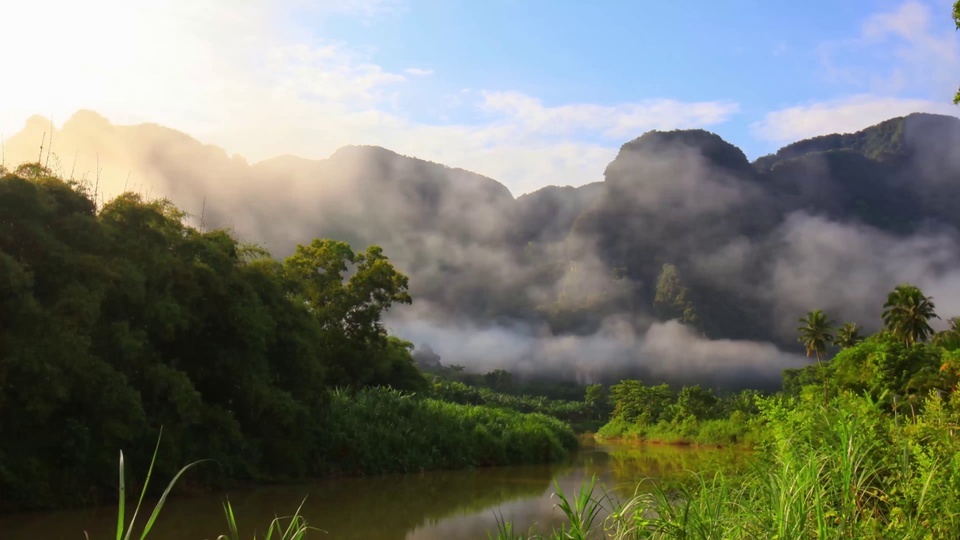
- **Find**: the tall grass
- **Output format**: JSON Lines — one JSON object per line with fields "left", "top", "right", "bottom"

{"left": 314, "top": 387, "right": 578, "bottom": 475}
{"left": 100, "top": 434, "right": 321, "bottom": 539}
{"left": 490, "top": 391, "right": 960, "bottom": 539}
{"left": 431, "top": 379, "right": 599, "bottom": 430}
{"left": 88, "top": 388, "right": 576, "bottom": 539}
{"left": 103, "top": 429, "right": 205, "bottom": 540}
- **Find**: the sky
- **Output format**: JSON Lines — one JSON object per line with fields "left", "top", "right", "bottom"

{"left": 2, "top": 0, "right": 960, "bottom": 195}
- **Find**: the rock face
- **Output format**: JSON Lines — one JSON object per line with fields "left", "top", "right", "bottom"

{"left": 6, "top": 110, "right": 960, "bottom": 346}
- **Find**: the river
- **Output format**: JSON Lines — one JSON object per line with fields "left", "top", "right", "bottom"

{"left": 0, "top": 439, "right": 745, "bottom": 539}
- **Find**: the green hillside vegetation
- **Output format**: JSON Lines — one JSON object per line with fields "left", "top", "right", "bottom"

{"left": 490, "top": 282, "right": 960, "bottom": 538}
{"left": 0, "top": 165, "right": 576, "bottom": 512}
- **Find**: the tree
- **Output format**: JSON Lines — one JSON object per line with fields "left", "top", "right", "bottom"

{"left": 955, "top": 1, "right": 960, "bottom": 103}
{"left": 835, "top": 322, "right": 864, "bottom": 349}
{"left": 283, "top": 240, "right": 410, "bottom": 341}
{"left": 672, "top": 385, "right": 719, "bottom": 422}
{"left": 584, "top": 384, "right": 610, "bottom": 420}
{"left": 932, "top": 317, "right": 960, "bottom": 350}
{"left": 882, "top": 283, "right": 939, "bottom": 346}
{"left": 653, "top": 263, "right": 701, "bottom": 330}
{"left": 797, "top": 309, "right": 834, "bottom": 367}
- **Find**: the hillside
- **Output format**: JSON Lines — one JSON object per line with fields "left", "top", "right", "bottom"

{"left": 5, "top": 110, "right": 960, "bottom": 364}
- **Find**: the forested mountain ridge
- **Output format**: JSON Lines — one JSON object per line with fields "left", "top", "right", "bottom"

{"left": 571, "top": 112, "right": 960, "bottom": 345}
{"left": 5, "top": 110, "right": 960, "bottom": 354}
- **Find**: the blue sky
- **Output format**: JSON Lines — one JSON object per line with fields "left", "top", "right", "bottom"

{"left": 304, "top": 0, "right": 958, "bottom": 157}
{"left": 4, "top": 0, "right": 960, "bottom": 194}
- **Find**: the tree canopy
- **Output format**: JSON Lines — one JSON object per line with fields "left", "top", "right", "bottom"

{"left": 955, "top": 1, "right": 960, "bottom": 103}
{"left": 881, "top": 283, "right": 939, "bottom": 346}
{"left": 797, "top": 310, "right": 834, "bottom": 366}
{"left": 0, "top": 168, "right": 426, "bottom": 510}
{"left": 835, "top": 322, "right": 863, "bottom": 349}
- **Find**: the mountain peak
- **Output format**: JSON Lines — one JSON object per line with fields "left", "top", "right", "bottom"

{"left": 619, "top": 129, "right": 750, "bottom": 171}
{"left": 62, "top": 109, "right": 112, "bottom": 130}
{"left": 605, "top": 129, "right": 752, "bottom": 181}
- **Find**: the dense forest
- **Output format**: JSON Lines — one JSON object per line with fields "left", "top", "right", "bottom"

{"left": 0, "top": 165, "right": 577, "bottom": 511}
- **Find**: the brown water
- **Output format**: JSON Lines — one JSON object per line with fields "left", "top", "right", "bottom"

{"left": 0, "top": 440, "right": 744, "bottom": 540}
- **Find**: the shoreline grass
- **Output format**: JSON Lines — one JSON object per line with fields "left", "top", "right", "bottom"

{"left": 490, "top": 390, "right": 960, "bottom": 539}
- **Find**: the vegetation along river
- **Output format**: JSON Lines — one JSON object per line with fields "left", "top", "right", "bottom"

{"left": 0, "top": 440, "right": 743, "bottom": 539}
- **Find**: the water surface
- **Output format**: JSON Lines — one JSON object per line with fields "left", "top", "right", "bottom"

{"left": 0, "top": 440, "right": 744, "bottom": 539}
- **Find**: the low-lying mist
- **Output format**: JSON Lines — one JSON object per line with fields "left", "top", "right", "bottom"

{"left": 388, "top": 305, "right": 811, "bottom": 390}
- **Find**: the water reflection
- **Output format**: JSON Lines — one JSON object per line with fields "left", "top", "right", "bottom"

{"left": 0, "top": 440, "right": 744, "bottom": 540}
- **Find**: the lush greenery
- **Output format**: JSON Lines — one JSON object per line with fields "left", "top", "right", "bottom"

{"left": 494, "top": 390, "right": 960, "bottom": 539}
{"left": 955, "top": 0, "right": 960, "bottom": 103}
{"left": 429, "top": 378, "right": 609, "bottom": 432}
{"left": 493, "top": 281, "right": 960, "bottom": 538}
{"left": 0, "top": 166, "right": 576, "bottom": 512}
{"left": 597, "top": 381, "right": 762, "bottom": 446}
{"left": 316, "top": 387, "right": 577, "bottom": 475}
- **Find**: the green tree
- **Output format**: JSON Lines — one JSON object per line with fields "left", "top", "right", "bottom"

{"left": 653, "top": 263, "right": 700, "bottom": 329}
{"left": 609, "top": 380, "right": 674, "bottom": 425}
{"left": 0, "top": 168, "right": 430, "bottom": 510}
{"left": 797, "top": 309, "right": 834, "bottom": 367}
{"left": 830, "top": 333, "right": 945, "bottom": 402}
{"left": 284, "top": 240, "right": 410, "bottom": 342}
{"left": 955, "top": 1, "right": 960, "bottom": 103}
{"left": 932, "top": 317, "right": 960, "bottom": 350}
{"left": 836, "top": 322, "right": 864, "bottom": 349}
{"left": 483, "top": 369, "right": 515, "bottom": 392}
{"left": 672, "top": 385, "right": 719, "bottom": 422}
{"left": 882, "top": 283, "right": 939, "bottom": 346}
{"left": 584, "top": 384, "right": 610, "bottom": 420}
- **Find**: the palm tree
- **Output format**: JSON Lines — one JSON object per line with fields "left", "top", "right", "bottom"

{"left": 835, "top": 322, "right": 863, "bottom": 349}
{"left": 932, "top": 317, "right": 960, "bottom": 350}
{"left": 797, "top": 309, "right": 834, "bottom": 367}
{"left": 948, "top": 316, "right": 960, "bottom": 331}
{"left": 881, "top": 284, "right": 939, "bottom": 346}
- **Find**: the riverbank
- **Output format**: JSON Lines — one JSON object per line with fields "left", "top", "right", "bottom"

{"left": 0, "top": 439, "right": 740, "bottom": 539}
{"left": 495, "top": 390, "right": 960, "bottom": 539}
{"left": 595, "top": 417, "right": 761, "bottom": 447}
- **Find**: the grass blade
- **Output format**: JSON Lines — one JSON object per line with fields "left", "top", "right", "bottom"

{"left": 138, "top": 459, "right": 208, "bottom": 540}
{"left": 116, "top": 450, "right": 126, "bottom": 540}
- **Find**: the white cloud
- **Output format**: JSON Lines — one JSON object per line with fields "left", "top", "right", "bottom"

{"left": 479, "top": 91, "right": 739, "bottom": 140}
{"left": 751, "top": 94, "right": 959, "bottom": 143}
{"left": 859, "top": 0, "right": 960, "bottom": 95}
{"left": 753, "top": 1, "right": 960, "bottom": 145}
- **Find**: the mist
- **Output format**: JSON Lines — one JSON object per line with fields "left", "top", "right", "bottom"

{"left": 5, "top": 110, "right": 960, "bottom": 390}
{"left": 390, "top": 309, "right": 810, "bottom": 390}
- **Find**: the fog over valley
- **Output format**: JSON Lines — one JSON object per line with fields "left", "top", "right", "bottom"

{"left": 5, "top": 110, "right": 960, "bottom": 387}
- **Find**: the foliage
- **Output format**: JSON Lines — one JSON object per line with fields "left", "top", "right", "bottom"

{"left": 882, "top": 283, "right": 939, "bottom": 346}
{"left": 314, "top": 387, "right": 578, "bottom": 475}
{"left": 429, "top": 379, "right": 602, "bottom": 431}
{"left": 0, "top": 170, "right": 428, "bottom": 511}
{"left": 956, "top": 0, "right": 960, "bottom": 103}
{"left": 828, "top": 332, "right": 946, "bottom": 405}
{"left": 652, "top": 263, "right": 700, "bottom": 330}
{"left": 796, "top": 309, "right": 834, "bottom": 366}
{"left": 836, "top": 321, "right": 864, "bottom": 349}
{"left": 494, "top": 390, "right": 960, "bottom": 539}
{"left": 598, "top": 380, "right": 762, "bottom": 446}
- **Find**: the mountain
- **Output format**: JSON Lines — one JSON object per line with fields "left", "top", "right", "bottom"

{"left": 5, "top": 110, "right": 960, "bottom": 353}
